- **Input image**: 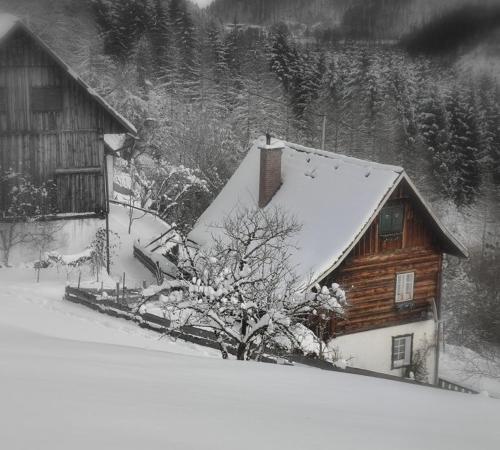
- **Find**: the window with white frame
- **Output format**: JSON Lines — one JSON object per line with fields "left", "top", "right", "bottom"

{"left": 395, "top": 272, "right": 414, "bottom": 303}
{"left": 392, "top": 334, "right": 412, "bottom": 369}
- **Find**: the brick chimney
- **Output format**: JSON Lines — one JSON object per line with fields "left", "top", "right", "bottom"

{"left": 258, "top": 134, "right": 284, "bottom": 208}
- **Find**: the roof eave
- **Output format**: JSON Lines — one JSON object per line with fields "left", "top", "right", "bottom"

{"left": 310, "top": 171, "right": 406, "bottom": 288}
{"left": 401, "top": 173, "right": 469, "bottom": 259}
{"left": 311, "top": 171, "right": 468, "bottom": 289}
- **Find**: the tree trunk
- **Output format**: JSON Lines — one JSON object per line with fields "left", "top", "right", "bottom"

{"left": 236, "top": 342, "right": 247, "bottom": 361}
{"left": 238, "top": 310, "right": 248, "bottom": 360}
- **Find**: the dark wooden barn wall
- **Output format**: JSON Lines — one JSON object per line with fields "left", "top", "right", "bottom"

{"left": 324, "top": 181, "right": 442, "bottom": 336}
{"left": 0, "top": 29, "right": 124, "bottom": 214}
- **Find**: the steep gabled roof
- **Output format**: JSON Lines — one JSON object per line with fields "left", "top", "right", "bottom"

{"left": 0, "top": 14, "right": 136, "bottom": 135}
{"left": 189, "top": 137, "right": 468, "bottom": 288}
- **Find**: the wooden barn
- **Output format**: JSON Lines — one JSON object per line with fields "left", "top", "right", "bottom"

{"left": 188, "top": 136, "right": 468, "bottom": 382}
{"left": 0, "top": 14, "right": 136, "bottom": 217}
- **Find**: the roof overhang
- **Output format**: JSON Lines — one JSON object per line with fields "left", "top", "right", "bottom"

{"left": 313, "top": 171, "right": 468, "bottom": 288}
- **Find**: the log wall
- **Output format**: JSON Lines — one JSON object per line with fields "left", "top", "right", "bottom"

{"left": 0, "top": 28, "right": 124, "bottom": 214}
{"left": 324, "top": 181, "right": 443, "bottom": 336}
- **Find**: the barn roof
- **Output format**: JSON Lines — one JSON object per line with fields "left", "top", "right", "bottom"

{"left": 0, "top": 14, "right": 136, "bottom": 135}
{"left": 189, "top": 136, "right": 468, "bottom": 287}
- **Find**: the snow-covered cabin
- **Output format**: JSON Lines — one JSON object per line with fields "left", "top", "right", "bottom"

{"left": 189, "top": 136, "right": 468, "bottom": 382}
{"left": 0, "top": 14, "right": 135, "bottom": 216}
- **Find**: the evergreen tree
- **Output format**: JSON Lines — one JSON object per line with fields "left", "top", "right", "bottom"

{"left": 149, "top": 0, "right": 171, "bottom": 78}
{"left": 445, "top": 86, "right": 482, "bottom": 206}
{"left": 90, "top": 0, "right": 150, "bottom": 61}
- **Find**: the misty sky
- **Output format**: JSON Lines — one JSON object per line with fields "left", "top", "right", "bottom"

{"left": 192, "top": 0, "right": 214, "bottom": 7}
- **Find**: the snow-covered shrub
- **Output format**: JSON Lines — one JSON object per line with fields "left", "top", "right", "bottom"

{"left": 89, "top": 228, "right": 120, "bottom": 277}
{"left": 0, "top": 172, "right": 58, "bottom": 266}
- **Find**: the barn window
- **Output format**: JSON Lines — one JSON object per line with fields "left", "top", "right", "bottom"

{"left": 392, "top": 334, "right": 413, "bottom": 369}
{"left": 379, "top": 203, "right": 404, "bottom": 236}
{"left": 395, "top": 272, "right": 414, "bottom": 303}
{"left": 0, "top": 88, "right": 6, "bottom": 112}
{"left": 30, "top": 87, "right": 63, "bottom": 112}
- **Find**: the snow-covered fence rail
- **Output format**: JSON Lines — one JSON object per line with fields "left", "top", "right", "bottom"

{"left": 287, "top": 355, "right": 477, "bottom": 393}
{"left": 64, "top": 286, "right": 278, "bottom": 363}
{"left": 133, "top": 245, "right": 165, "bottom": 282}
{"left": 438, "top": 378, "right": 478, "bottom": 394}
{"left": 64, "top": 286, "right": 481, "bottom": 394}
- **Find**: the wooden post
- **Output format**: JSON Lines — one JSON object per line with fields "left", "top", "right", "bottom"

{"left": 156, "top": 261, "right": 162, "bottom": 284}
{"left": 78, "top": 271, "right": 81, "bottom": 289}
{"left": 321, "top": 115, "right": 327, "bottom": 150}
{"left": 36, "top": 250, "right": 41, "bottom": 283}
{"left": 122, "top": 272, "right": 126, "bottom": 303}
{"left": 116, "top": 282, "right": 120, "bottom": 303}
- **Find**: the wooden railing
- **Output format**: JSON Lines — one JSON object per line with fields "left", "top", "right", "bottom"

{"left": 133, "top": 244, "right": 165, "bottom": 283}
{"left": 438, "top": 378, "right": 478, "bottom": 394}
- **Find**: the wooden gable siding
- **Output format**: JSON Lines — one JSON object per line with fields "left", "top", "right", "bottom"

{"left": 0, "top": 29, "right": 122, "bottom": 215}
{"left": 324, "top": 180, "right": 442, "bottom": 336}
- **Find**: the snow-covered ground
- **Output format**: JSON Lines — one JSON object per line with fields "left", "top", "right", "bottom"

{"left": 440, "top": 344, "right": 500, "bottom": 399}
{"left": 1, "top": 269, "right": 499, "bottom": 449}
{"left": 107, "top": 202, "right": 170, "bottom": 287}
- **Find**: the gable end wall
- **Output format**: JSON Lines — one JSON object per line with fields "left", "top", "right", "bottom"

{"left": 324, "top": 180, "right": 443, "bottom": 337}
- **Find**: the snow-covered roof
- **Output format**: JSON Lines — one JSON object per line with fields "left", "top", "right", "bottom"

{"left": 0, "top": 13, "right": 17, "bottom": 41}
{"left": 189, "top": 136, "right": 467, "bottom": 287}
{"left": 104, "top": 134, "right": 127, "bottom": 152}
{"left": 0, "top": 14, "right": 136, "bottom": 135}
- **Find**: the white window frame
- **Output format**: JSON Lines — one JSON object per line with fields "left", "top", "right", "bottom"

{"left": 395, "top": 272, "right": 415, "bottom": 303}
{"left": 392, "top": 334, "right": 413, "bottom": 369}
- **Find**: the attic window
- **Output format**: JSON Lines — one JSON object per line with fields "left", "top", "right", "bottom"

{"left": 0, "top": 88, "right": 6, "bottom": 112}
{"left": 31, "top": 87, "right": 63, "bottom": 112}
{"left": 379, "top": 204, "right": 404, "bottom": 236}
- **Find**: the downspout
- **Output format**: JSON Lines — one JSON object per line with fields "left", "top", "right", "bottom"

{"left": 432, "top": 254, "right": 444, "bottom": 385}
{"left": 103, "top": 144, "right": 111, "bottom": 275}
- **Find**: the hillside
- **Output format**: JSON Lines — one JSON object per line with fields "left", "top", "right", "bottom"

{"left": 206, "top": 0, "right": 498, "bottom": 39}
{"left": 1, "top": 268, "right": 499, "bottom": 450}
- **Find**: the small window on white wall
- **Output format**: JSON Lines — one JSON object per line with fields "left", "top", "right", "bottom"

{"left": 392, "top": 334, "right": 412, "bottom": 369}
{"left": 395, "top": 272, "right": 414, "bottom": 303}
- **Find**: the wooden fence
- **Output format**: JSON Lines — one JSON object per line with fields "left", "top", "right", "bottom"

{"left": 438, "top": 378, "right": 478, "bottom": 395}
{"left": 64, "top": 285, "right": 480, "bottom": 395}
{"left": 65, "top": 286, "right": 277, "bottom": 363}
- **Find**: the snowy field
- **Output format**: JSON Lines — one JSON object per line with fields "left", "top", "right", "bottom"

{"left": 1, "top": 269, "right": 499, "bottom": 449}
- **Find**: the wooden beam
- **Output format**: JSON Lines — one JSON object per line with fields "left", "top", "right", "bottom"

{"left": 55, "top": 167, "right": 101, "bottom": 175}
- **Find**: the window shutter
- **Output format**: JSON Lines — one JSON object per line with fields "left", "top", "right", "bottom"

{"left": 404, "top": 273, "right": 414, "bottom": 301}
{"left": 403, "top": 336, "right": 412, "bottom": 365}
{"left": 396, "top": 274, "right": 402, "bottom": 302}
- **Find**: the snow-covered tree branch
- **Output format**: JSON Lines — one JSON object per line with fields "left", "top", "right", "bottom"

{"left": 146, "top": 207, "right": 345, "bottom": 360}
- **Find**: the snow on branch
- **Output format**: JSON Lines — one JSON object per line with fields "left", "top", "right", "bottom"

{"left": 143, "top": 206, "right": 346, "bottom": 361}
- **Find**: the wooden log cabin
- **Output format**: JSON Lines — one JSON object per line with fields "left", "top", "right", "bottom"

{"left": 188, "top": 136, "right": 468, "bottom": 382}
{"left": 0, "top": 14, "right": 136, "bottom": 217}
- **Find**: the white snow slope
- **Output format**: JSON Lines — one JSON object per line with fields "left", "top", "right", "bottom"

{"left": 1, "top": 269, "right": 499, "bottom": 450}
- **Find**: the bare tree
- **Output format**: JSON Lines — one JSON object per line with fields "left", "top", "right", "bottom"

{"left": 150, "top": 207, "right": 345, "bottom": 360}
{"left": 0, "top": 173, "right": 58, "bottom": 266}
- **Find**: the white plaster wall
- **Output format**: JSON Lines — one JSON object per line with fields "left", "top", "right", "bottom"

{"left": 1, "top": 218, "right": 104, "bottom": 266}
{"left": 331, "top": 319, "right": 438, "bottom": 383}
